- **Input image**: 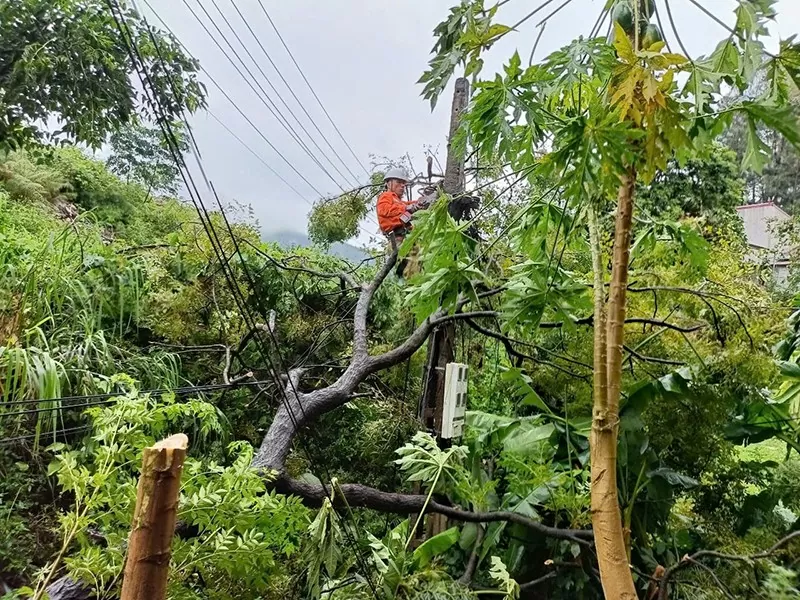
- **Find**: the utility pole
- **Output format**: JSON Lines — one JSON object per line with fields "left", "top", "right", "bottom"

{"left": 419, "top": 77, "right": 469, "bottom": 436}
{"left": 418, "top": 77, "right": 469, "bottom": 538}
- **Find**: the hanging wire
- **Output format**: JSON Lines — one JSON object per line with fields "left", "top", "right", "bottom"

{"left": 107, "top": 3, "right": 381, "bottom": 594}
{"left": 0, "top": 380, "right": 272, "bottom": 408}
{"left": 184, "top": 0, "right": 357, "bottom": 191}
{"left": 1, "top": 426, "right": 91, "bottom": 446}
{"left": 139, "top": 0, "right": 381, "bottom": 235}
{"left": 255, "top": 0, "right": 369, "bottom": 176}
{"left": 222, "top": 0, "right": 363, "bottom": 185}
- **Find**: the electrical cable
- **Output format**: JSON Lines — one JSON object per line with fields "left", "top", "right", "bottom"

{"left": 206, "top": 110, "right": 309, "bottom": 202}
{"left": 1, "top": 426, "right": 91, "bottom": 446}
{"left": 139, "top": 0, "right": 325, "bottom": 198}
{"left": 113, "top": 5, "right": 380, "bottom": 594}
{"left": 201, "top": 0, "right": 360, "bottom": 189}
{"left": 180, "top": 0, "right": 352, "bottom": 193}
{"left": 222, "top": 0, "right": 363, "bottom": 186}
{"left": 139, "top": 0, "right": 381, "bottom": 236}
{"left": 0, "top": 380, "right": 271, "bottom": 417}
{"left": 255, "top": 0, "right": 370, "bottom": 177}
{"left": 202, "top": 178, "right": 382, "bottom": 598}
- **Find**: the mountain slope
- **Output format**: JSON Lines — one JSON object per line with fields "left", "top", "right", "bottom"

{"left": 263, "top": 230, "right": 369, "bottom": 262}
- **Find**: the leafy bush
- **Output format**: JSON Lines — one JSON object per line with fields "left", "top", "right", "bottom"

{"left": 21, "top": 380, "right": 309, "bottom": 599}
{"left": 308, "top": 191, "right": 371, "bottom": 247}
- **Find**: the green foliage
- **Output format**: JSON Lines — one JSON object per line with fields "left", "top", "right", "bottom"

{"left": 0, "top": 152, "right": 74, "bottom": 206}
{"left": 304, "top": 498, "right": 348, "bottom": 599}
{"left": 308, "top": 190, "right": 371, "bottom": 247}
{"left": 489, "top": 557, "right": 520, "bottom": 600}
{"left": 0, "top": 136, "right": 415, "bottom": 594}
{"left": 402, "top": 199, "right": 483, "bottom": 320}
{"left": 106, "top": 121, "right": 189, "bottom": 196}
{"left": 637, "top": 143, "right": 746, "bottom": 225}
{"left": 418, "top": 0, "right": 510, "bottom": 109}
{"left": 32, "top": 385, "right": 308, "bottom": 599}
{"left": 0, "top": 0, "right": 205, "bottom": 150}
{"left": 411, "top": 0, "right": 800, "bottom": 595}
{"left": 394, "top": 432, "right": 469, "bottom": 493}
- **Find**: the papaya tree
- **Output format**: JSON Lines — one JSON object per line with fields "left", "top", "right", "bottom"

{"left": 414, "top": 0, "right": 800, "bottom": 596}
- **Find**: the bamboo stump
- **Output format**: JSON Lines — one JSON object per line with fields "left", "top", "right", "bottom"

{"left": 120, "top": 434, "right": 188, "bottom": 600}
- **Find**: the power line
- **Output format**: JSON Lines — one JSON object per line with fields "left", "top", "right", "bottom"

{"left": 206, "top": 110, "right": 309, "bottom": 202}
{"left": 140, "top": 0, "right": 324, "bottom": 198}
{"left": 217, "top": 0, "right": 362, "bottom": 187}
{"left": 0, "top": 380, "right": 273, "bottom": 410}
{"left": 180, "top": 0, "right": 352, "bottom": 193}
{"left": 140, "top": 0, "right": 381, "bottom": 237}
{"left": 1, "top": 426, "right": 91, "bottom": 446}
{"left": 113, "top": 5, "right": 380, "bottom": 594}
{"left": 223, "top": 0, "right": 363, "bottom": 185}
{"left": 256, "top": 0, "right": 370, "bottom": 177}
{"left": 202, "top": 0, "right": 357, "bottom": 188}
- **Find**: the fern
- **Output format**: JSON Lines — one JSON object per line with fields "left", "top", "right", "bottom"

{"left": 0, "top": 151, "right": 74, "bottom": 205}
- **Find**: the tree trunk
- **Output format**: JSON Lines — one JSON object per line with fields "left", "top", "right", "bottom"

{"left": 590, "top": 173, "right": 638, "bottom": 600}
{"left": 121, "top": 434, "right": 188, "bottom": 600}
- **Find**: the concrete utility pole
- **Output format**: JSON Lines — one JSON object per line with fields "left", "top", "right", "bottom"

{"left": 417, "top": 78, "right": 469, "bottom": 539}
{"left": 419, "top": 77, "right": 470, "bottom": 436}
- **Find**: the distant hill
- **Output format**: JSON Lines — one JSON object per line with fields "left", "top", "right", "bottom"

{"left": 263, "top": 230, "right": 370, "bottom": 262}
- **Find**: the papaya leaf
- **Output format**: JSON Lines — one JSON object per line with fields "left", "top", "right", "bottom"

{"left": 411, "top": 527, "right": 460, "bottom": 568}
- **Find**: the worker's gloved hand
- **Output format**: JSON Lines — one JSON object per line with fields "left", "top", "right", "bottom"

{"left": 418, "top": 190, "right": 438, "bottom": 209}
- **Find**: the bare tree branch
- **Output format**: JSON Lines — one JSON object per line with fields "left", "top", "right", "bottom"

{"left": 628, "top": 285, "right": 754, "bottom": 347}
{"left": 539, "top": 315, "right": 706, "bottom": 334}
{"left": 623, "top": 345, "right": 685, "bottom": 367}
{"left": 268, "top": 473, "right": 592, "bottom": 545}
{"left": 658, "top": 531, "right": 800, "bottom": 600}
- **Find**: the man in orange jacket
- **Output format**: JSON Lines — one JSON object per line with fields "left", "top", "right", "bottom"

{"left": 377, "top": 167, "right": 436, "bottom": 246}
{"left": 376, "top": 167, "right": 437, "bottom": 279}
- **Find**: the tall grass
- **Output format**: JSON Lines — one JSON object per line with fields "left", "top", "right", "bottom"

{"left": 0, "top": 189, "right": 180, "bottom": 448}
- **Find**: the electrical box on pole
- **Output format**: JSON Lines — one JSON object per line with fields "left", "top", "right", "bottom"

{"left": 441, "top": 363, "right": 468, "bottom": 439}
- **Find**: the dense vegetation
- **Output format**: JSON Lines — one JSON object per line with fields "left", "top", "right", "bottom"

{"left": 1, "top": 0, "right": 800, "bottom": 599}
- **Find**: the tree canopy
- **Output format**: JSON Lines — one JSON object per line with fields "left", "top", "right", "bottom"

{"left": 0, "top": 0, "right": 204, "bottom": 151}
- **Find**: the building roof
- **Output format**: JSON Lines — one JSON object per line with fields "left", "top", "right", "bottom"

{"left": 736, "top": 202, "right": 791, "bottom": 218}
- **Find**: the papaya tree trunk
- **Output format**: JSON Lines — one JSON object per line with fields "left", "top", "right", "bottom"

{"left": 590, "top": 173, "right": 638, "bottom": 599}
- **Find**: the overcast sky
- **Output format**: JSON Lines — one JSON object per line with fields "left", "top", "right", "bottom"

{"left": 139, "top": 0, "right": 800, "bottom": 245}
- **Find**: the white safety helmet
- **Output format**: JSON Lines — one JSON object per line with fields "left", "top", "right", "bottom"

{"left": 383, "top": 167, "right": 410, "bottom": 183}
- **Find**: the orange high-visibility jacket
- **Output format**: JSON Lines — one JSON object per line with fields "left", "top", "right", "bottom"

{"left": 377, "top": 191, "right": 418, "bottom": 235}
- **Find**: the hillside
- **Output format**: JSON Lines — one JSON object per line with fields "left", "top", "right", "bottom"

{"left": 263, "top": 229, "right": 371, "bottom": 262}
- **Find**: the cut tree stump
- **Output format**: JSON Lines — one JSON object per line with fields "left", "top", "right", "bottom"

{"left": 120, "top": 433, "right": 188, "bottom": 600}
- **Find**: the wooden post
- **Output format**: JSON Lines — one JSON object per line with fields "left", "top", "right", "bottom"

{"left": 121, "top": 434, "right": 188, "bottom": 600}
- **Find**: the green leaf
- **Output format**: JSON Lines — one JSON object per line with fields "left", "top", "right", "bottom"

{"left": 740, "top": 100, "right": 800, "bottom": 151}
{"left": 613, "top": 22, "right": 636, "bottom": 63}
{"left": 412, "top": 527, "right": 459, "bottom": 568}
{"left": 489, "top": 556, "right": 520, "bottom": 599}
{"left": 742, "top": 113, "right": 771, "bottom": 173}
{"left": 501, "top": 368, "right": 552, "bottom": 413}
{"left": 459, "top": 522, "right": 480, "bottom": 550}
{"left": 502, "top": 422, "right": 556, "bottom": 458}
{"left": 648, "top": 467, "right": 698, "bottom": 490}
